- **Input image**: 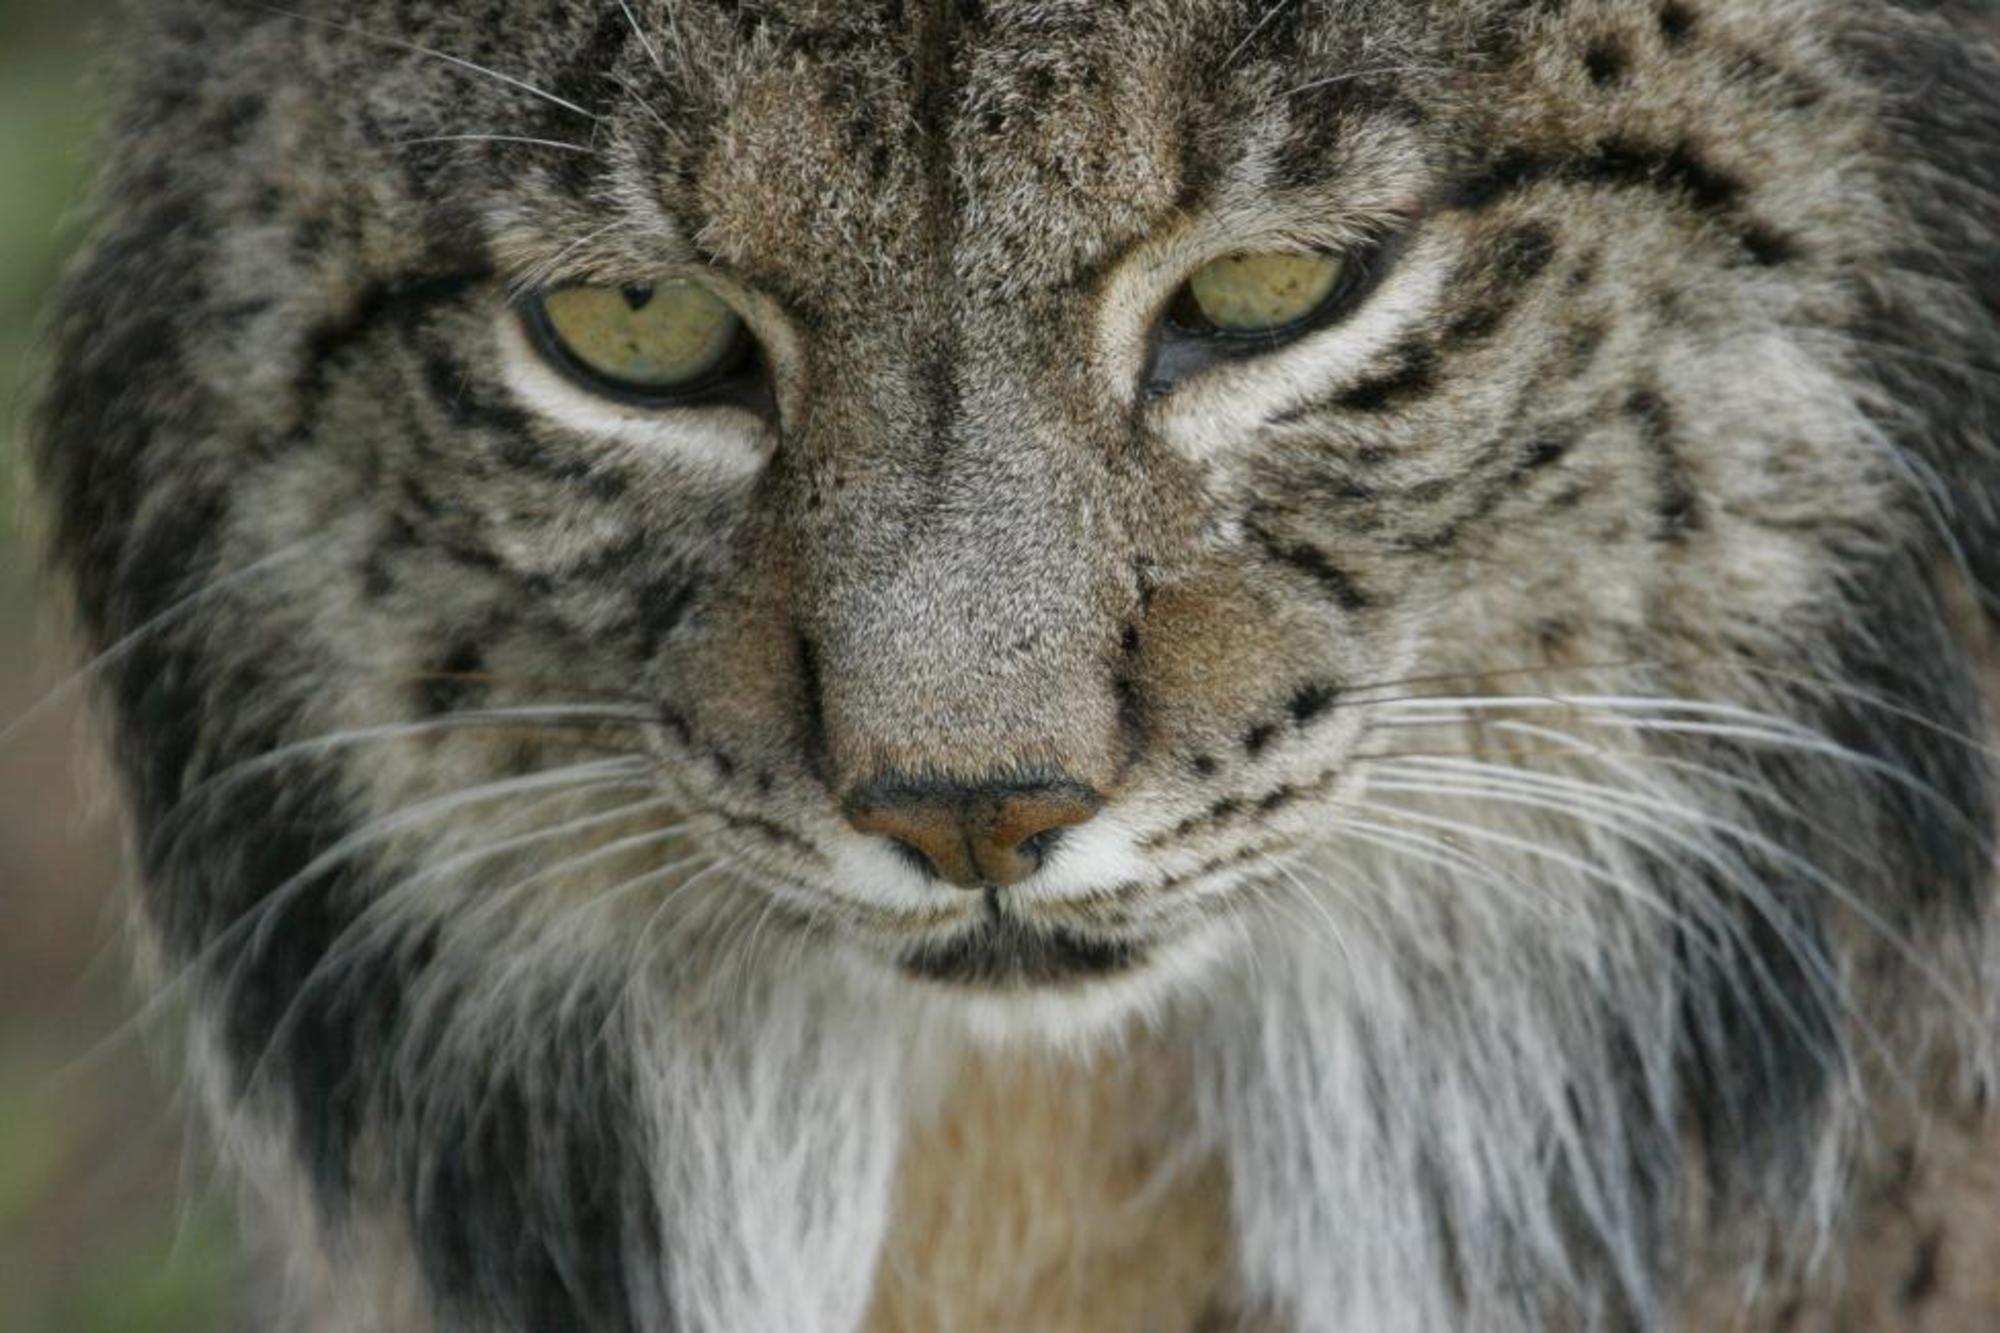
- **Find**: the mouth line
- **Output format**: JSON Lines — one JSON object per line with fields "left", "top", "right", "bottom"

{"left": 895, "top": 907, "right": 1153, "bottom": 990}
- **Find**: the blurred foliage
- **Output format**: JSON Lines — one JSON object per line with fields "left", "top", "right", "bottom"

{"left": 1, "top": 1, "right": 246, "bottom": 1329}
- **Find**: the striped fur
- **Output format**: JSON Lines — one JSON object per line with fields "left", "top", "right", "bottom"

{"left": 29, "top": 2, "right": 2000, "bottom": 1329}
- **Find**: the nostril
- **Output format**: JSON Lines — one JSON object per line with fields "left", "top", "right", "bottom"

{"left": 1016, "top": 825, "right": 1070, "bottom": 870}
{"left": 843, "top": 777, "right": 1103, "bottom": 890}
{"left": 846, "top": 798, "right": 982, "bottom": 888}
{"left": 885, "top": 836, "right": 944, "bottom": 882}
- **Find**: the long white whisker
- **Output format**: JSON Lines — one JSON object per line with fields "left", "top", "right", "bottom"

{"left": 52, "top": 765, "right": 650, "bottom": 1087}
{"left": 231, "top": 821, "right": 708, "bottom": 1102}
{"left": 262, "top": 8, "right": 602, "bottom": 120}
{"left": 145, "top": 705, "right": 651, "bottom": 870}
{"left": 396, "top": 133, "right": 595, "bottom": 152}
{"left": 1373, "top": 692, "right": 1988, "bottom": 846}
{"left": 1361, "top": 767, "right": 1911, "bottom": 1095}
{"left": 0, "top": 536, "right": 332, "bottom": 752}
{"left": 617, "top": 0, "right": 666, "bottom": 79}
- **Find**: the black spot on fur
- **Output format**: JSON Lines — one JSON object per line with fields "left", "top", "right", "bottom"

{"left": 1901, "top": 1229, "right": 1943, "bottom": 1307}
{"left": 1534, "top": 618, "right": 1574, "bottom": 651}
{"left": 421, "top": 640, "right": 488, "bottom": 716}
{"left": 1564, "top": 323, "right": 1607, "bottom": 374}
{"left": 1114, "top": 673, "right": 1149, "bottom": 769}
{"left": 1449, "top": 138, "right": 1787, "bottom": 267}
{"left": 1658, "top": 2, "right": 1696, "bottom": 45}
{"left": 634, "top": 575, "right": 697, "bottom": 660}
{"left": 1670, "top": 846, "right": 1840, "bottom": 1195}
{"left": 1738, "top": 223, "right": 1798, "bottom": 267}
{"left": 1516, "top": 424, "right": 1580, "bottom": 475}
{"left": 1582, "top": 137, "right": 1741, "bottom": 211}
{"left": 1288, "top": 682, "right": 1340, "bottom": 725}
{"left": 1494, "top": 223, "right": 1559, "bottom": 284}
{"left": 1337, "top": 341, "right": 1440, "bottom": 412}
{"left": 224, "top": 856, "right": 425, "bottom": 1203}
{"left": 1448, "top": 149, "right": 1550, "bottom": 212}
{"left": 1244, "top": 722, "right": 1279, "bottom": 757}
{"left": 1814, "top": 554, "right": 1996, "bottom": 924}
{"left": 657, "top": 705, "right": 693, "bottom": 747}
{"left": 1584, "top": 38, "right": 1629, "bottom": 86}
{"left": 796, "top": 632, "right": 830, "bottom": 783}
{"left": 1191, "top": 753, "right": 1219, "bottom": 777}
{"left": 1445, "top": 304, "right": 1505, "bottom": 346}
{"left": 1443, "top": 225, "right": 1559, "bottom": 346}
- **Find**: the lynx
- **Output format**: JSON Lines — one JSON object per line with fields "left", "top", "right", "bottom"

{"left": 29, "top": 1, "right": 2000, "bottom": 1328}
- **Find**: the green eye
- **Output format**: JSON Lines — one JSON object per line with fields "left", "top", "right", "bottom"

{"left": 527, "top": 280, "right": 754, "bottom": 401}
{"left": 1171, "top": 252, "right": 1349, "bottom": 336}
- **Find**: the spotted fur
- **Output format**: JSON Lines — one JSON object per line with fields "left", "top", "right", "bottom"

{"left": 28, "top": 1, "right": 2000, "bottom": 1329}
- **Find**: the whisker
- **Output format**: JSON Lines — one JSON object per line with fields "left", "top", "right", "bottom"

{"left": 1370, "top": 692, "right": 1992, "bottom": 846}
{"left": 0, "top": 534, "right": 334, "bottom": 752}
{"left": 1361, "top": 764, "right": 1930, "bottom": 1092}
{"left": 396, "top": 133, "right": 595, "bottom": 153}
{"left": 260, "top": 7, "right": 602, "bottom": 120}
{"left": 1283, "top": 64, "right": 1446, "bottom": 97}
{"left": 143, "top": 705, "right": 653, "bottom": 872}
{"left": 229, "top": 818, "right": 706, "bottom": 1101}
{"left": 1222, "top": 0, "right": 1300, "bottom": 69}
{"left": 1342, "top": 792, "right": 1855, "bottom": 1090}
{"left": 1323, "top": 656, "right": 1666, "bottom": 710}
{"left": 1380, "top": 752, "right": 1986, "bottom": 1033}
{"left": 607, "top": 70, "right": 674, "bottom": 136}
{"left": 52, "top": 763, "right": 650, "bottom": 1086}
{"left": 617, "top": 0, "right": 667, "bottom": 80}
{"left": 381, "top": 670, "right": 644, "bottom": 705}
{"left": 508, "top": 218, "right": 638, "bottom": 300}
{"left": 1727, "top": 660, "right": 2000, "bottom": 763}
{"left": 1324, "top": 818, "right": 1575, "bottom": 937}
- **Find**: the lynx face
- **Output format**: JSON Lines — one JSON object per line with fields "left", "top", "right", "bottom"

{"left": 32, "top": 1, "right": 2000, "bottom": 1329}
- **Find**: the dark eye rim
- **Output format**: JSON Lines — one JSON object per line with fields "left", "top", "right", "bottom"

{"left": 1143, "top": 229, "right": 1408, "bottom": 399}
{"left": 518, "top": 284, "right": 770, "bottom": 412}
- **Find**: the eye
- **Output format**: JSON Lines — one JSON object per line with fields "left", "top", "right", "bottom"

{"left": 1168, "top": 252, "right": 1350, "bottom": 337}
{"left": 1144, "top": 234, "right": 1401, "bottom": 398}
{"left": 523, "top": 280, "right": 759, "bottom": 405}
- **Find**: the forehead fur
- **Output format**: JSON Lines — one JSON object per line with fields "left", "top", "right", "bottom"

{"left": 317, "top": 0, "right": 1484, "bottom": 306}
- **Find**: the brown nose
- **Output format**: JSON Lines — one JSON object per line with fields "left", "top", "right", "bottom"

{"left": 844, "top": 780, "right": 1103, "bottom": 890}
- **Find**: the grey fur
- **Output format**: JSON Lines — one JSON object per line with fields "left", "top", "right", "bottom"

{"left": 28, "top": 1, "right": 2000, "bottom": 1328}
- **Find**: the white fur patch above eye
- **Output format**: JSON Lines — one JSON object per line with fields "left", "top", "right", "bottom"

{"left": 494, "top": 309, "right": 774, "bottom": 481}
{"left": 1150, "top": 243, "right": 1449, "bottom": 460}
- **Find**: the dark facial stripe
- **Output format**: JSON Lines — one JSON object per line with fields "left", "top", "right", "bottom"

{"left": 1623, "top": 388, "right": 1702, "bottom": 541}
{"left": 1246, "top": 515, "right": 1373, "bottom": 612}
{"left": 297, "top": 270, "right": 489, "bottom": 417}
{"left": 1446, "top": 137, "right": 1794, "bottom": 266}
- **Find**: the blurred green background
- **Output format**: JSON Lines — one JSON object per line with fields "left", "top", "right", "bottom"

{"left": 1, "top": 3, "right": 245, "bottom": 1329}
